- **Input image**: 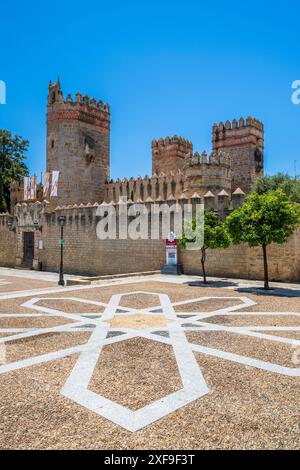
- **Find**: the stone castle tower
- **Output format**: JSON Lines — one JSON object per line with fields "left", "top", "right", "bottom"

{"left": 46, "top": 79, "right": 110, "bottom": 205}
{"left": 212, "top": 117, "right": 264, "bottom": 193}
{"left": 152, "top": 136, "right": 193, "bottom": 175}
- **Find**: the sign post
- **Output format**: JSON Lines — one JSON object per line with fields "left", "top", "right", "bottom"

{"left": 161, "top": 232, "right": 183, "bottom": 275}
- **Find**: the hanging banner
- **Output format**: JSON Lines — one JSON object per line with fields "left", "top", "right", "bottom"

{"left": 43, "top": 172, "right": 50, "bottom": 197}
{"left": 50, "top": 170, "right": 59, "bottom": 197}
{"left": 23, "top": 177, "right": 30, "bottom": 201}
{"left": 30, "top": 175, "right": 36, "bottom": 200}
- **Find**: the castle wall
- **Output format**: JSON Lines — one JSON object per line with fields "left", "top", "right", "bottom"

{"left": 0, "top": 214, "right": 16, "bottom": 267}
{"left": 180, "top": 230, "right": 300, "bottom": 282}
{"left": 1, "top": 202, "right": 299, "bottom": 282}
{"left": 39, "top": 207, "right": 165, "bottom": 275}
{"left": 105, "top": 171, "right": 185, "bottom": 203}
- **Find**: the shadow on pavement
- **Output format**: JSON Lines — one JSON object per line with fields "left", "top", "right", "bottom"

{"left": 237, "top": 287, "right": 300, "bottom": 297}
{"left": 186, "top": 280, "right": 239, "bottom": 288}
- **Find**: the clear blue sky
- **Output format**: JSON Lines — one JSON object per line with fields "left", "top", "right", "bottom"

{"left": 1, "top": 0, "right": 300, "bottom": 179}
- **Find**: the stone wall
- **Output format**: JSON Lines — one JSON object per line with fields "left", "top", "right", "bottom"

{"left": 0, "top": 214, "right": 16, "bottom": 267}
{"left": 40, "top": 208, "right": 165, "bottom": 275}
{"left": 179, "top": 229, "right": 300, "bottom": 282}
{"left": 1, "top": 202, "right": 299, "bottom": 283}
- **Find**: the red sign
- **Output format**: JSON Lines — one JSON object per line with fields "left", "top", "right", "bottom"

{"left": 166, "top": 239, "right": 177, "bottom": 247}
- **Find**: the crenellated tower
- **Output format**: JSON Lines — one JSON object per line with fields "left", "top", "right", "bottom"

{"left": 152, "top": 135, "right": 193, "bottom": 176}
{"left": 183, "top": 150, "right": 232, "bottom": 199}
{"left": 212, "top": 117, "right": 264, "bottom": 193}
{"left": 46, "top": 79, "right": 110, "bottom": 205}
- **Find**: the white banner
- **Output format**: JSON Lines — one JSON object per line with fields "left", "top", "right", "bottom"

{"left": 50, "top": 171, "right": 60, "bottom": 197}
{"left": 30, "top": 176, "right": 36, "bottom": 200}
{"left": 43, "top": 172, "right": 50, "bottom": 197}
{"left": 23, "top": 177, "right": 30, "bottom": 201}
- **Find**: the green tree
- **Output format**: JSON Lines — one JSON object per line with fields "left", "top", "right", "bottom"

{"left": 0, "top": 129, "right": 29, "bottom": 212}
{"left": 179, "top": 210, "right": 231, "bottom": 283}
{"left": 252, "top": 173, "right": 300, "bottom": 203}
{"left": 226, "top": 190, "right": 300, "bottom": 290}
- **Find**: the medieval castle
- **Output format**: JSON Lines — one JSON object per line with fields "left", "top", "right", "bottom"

{"left": 2, "top": 80, "right": 298, "bottom": 282}
{"left": 11, "top": 79, "right": 264, "bottom": 209}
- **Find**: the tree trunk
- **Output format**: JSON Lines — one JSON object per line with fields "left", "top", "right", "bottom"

{"left": 262, "top": 243, "right": 269, "bottom": 290}
{"left": 201, "top": 247, "right": 207, "bottom": 283}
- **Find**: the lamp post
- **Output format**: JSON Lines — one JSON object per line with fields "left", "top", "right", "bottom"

{"left": 58, "top": 215, "right": 66, "bottom": 286}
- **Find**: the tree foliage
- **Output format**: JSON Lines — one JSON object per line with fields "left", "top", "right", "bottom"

{"left": 0, "top": 129, "right": 29, "bottom": 212}
{"left": 226, "top": 190, "right": 300, "bottom": 288}
{"left": 252, "top": 173, "right": 300, "bottom": 203}
{"left": 179, "top": 210, "right": 231, "bottom": 283}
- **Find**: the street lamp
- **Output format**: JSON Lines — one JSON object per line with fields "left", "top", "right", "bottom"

{"left": 58, "top": 215, "right": 66, "bottom": 286}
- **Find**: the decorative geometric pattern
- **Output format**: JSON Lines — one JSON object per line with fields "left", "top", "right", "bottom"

{"left": 0, "top": 291, "right": 299, "bottom": 432}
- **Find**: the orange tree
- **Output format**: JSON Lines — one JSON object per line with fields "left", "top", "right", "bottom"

{"left": 226, "top": 190, "right": 300, "bottom": 289}
{"left": 179, "top": 210, "right": 231, "bottom": 284}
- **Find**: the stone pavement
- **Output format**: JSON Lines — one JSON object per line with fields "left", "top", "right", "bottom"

{"left": 0, "top": 269, "right": 299, "bottom": 449}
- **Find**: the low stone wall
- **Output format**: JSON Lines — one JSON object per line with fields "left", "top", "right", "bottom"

{"left": 0, "top": 215, "right": 17, "bottom": 267}
{"left": 179, "top": 230, "right": 300, "bottom": 282}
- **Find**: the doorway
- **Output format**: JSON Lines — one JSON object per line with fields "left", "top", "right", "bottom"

{"left": 23, "top": 232, "right": 34, "bottom": 264}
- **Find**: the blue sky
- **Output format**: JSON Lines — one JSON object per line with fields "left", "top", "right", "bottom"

{"left": 0, "top": 0, "right": 300, "bottom": 179}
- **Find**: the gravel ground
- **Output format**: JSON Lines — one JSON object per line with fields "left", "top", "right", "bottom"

{"left": 0, "top": 317, "right": 74, "bottom": 328}
{"left": 89, "top": 337, "right": 182, "bottom": 410}
{"left": 0, "top": 277, "right": 299, "bottom": 450}
{"left": 0, "top": 275, "right": 56, "bottom": 293}
{"left": 0, "top": 353, "right": 299, "bottom": 450}
{"left": 186, "top": 331, "right": 297, "bottom": 367}
{"left": 36, "top": 299, "right": 105, "bottom": 314}
{"left": 203, "top": 314, "right": 300, "bottom": 327}
{"left": 5, "top": 332, "right": 90, "bottom": 362}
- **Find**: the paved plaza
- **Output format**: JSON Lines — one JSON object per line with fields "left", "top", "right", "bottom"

{"left": 0, "top": 268, "right": 299, "bottom": 449}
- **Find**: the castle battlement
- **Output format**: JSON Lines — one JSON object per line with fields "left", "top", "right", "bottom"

{"left": 185, "top": 150, "right": 231, "bottom": 167}
{"left": 152, "top": 135, "right": 193, "bottom": 148}
{"left": 104, "top": 171, "right": 185, "bottom": 203}
{"left": 183, "top": 150, "right": 232, "bottom": 198}
{"left": 152, "top": 135, "right": 193, "bottom": 176}
{"left": 212, "top": 116, "right": 264, "bottom": 150}
{"left": 213, "top": 116, "right": 263, "bottom": 133}
{"left": 47, "top": 80, "right": 110, "bottom": 129}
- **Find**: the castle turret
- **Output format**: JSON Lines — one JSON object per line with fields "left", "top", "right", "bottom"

{"left": 212, "top": 117, "right": 264, "bottom": 193}
{"left": 152, "top": 135, "right": 193, "bottom": 176}
{"left": 183, "top": 150, "right": 232, "bottom": 199}
{"left": 47, "top": 79, "right": 110, "bottom": 205}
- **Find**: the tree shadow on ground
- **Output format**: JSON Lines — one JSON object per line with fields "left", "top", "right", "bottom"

{"left": 185, "top": 280, "right": 239, "bottom": 288}
{"left": 237, "top": 287, "right": 300, "bottom": 298}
